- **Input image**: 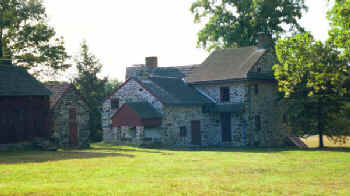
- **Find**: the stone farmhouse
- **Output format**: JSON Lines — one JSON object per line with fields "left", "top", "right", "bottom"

{"left": 102, "top": 34, "right": 301, "bottom": 147}
{"left": 45, "top": 82, "right": 90, "bottom": 147}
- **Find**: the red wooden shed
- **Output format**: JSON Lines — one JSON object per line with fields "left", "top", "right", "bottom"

{"left": 0, "top": 59, "right": 51, "bottom": 144}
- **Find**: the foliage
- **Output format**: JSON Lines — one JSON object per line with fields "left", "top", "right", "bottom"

{"left": 190, "top": 0, "right": 307, "bottom": 50}
{"left": 105, "top": 78, "right": 122, "bottom": 96}
{"left": 73, "top": 40, "right": 107, "bottom": 142}
{"left": 328, "top": 0, "right": 350, "bottom": 57}
{"left": 274, "top": 33, "right": 348, "bottom": 98}
{"left": 1, "top": 145, "right": 350, "bottom": 195}
{"left": 0, "top": 0, "right": 70, "bottom": 78}
{"left": 273, "top": 9, "right": 350, "bottom": 147}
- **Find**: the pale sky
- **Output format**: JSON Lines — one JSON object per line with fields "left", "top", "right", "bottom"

{"left": 43, "top": 0, "right": 331, "bottom": 81}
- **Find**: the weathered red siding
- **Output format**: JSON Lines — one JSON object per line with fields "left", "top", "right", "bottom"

{"left": 112, "top": 105, "right": 162, "bottom": 127}
{"left": 0, "top": 96, "right": 50, "bottom": 144}
{"left": 112, "top": 105, "right": 143, "bottom": 127}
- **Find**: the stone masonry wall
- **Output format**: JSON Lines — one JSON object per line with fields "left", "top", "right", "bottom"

{"left": 195, "top": 83, "right": 248, "bottom": 146}
{"left": 245, "top": 81, "right": 285, "bottom": 147}
{"left": 160, "top": 106, "right": 220, "bottom": 146}
{"left": 102, "top": 79, "right": 163, "bottom": 142}
{"left": 250, "top": 49, "right": 278, "bottom": 73}
{"left": 51, "top": 89, "right": 90, "bottom": 147}
{"left": 196, "top": 82, "right": 246, "bottom": 104}
{"left": 244, "top": 48, "right": 287, "bottom": 147}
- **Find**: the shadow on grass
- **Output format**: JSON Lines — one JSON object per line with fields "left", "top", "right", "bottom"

{"left": 132, "top": 146, "right": 350, "bottom": 153}
{"left": 92, "top": 147, "right": 171, "bottom": 155}
{"left": 0, "top": 151, "right": 134, "bottom": 164}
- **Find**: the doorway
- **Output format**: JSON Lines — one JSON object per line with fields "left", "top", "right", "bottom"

{"left": 221, "top": 113, "right": 232, "bottom": 142}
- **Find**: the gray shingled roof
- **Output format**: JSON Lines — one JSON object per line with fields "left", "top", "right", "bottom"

{"left": 185, "top": 46, "right": 266, "bottom": 83}
{"left": 139, "top": 77, "right": 213, "bottom": 106}
{"left": 0, "top": 61, "right": 51, "bottom": 96}
{"left": 127, "top": 102, "right": 163, "bottom": 119}
{"left": 45, "top": 82, "right": 72, "bottom": 108}
{"left": 151, "top": 67, "right": 185, "bottom": 78}
{"left": 150, "top": 65, "right": 199, "bottom": 79}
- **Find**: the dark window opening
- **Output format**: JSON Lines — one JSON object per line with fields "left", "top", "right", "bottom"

{"left": 257, "top": 64, "right": 263, "bottom": 72}
{"left": 111, "top": 98, "right": 120, "bottom": 109}
{"left": 283, "top": 114, "right": 288, "bottom": 123}
{"left": 220, "top": 87, "right": 230, "bottom": 102}
{"left": 180, "top": 126, "right": 187, "bottom": 137}
{"left": 255, "top": 115, "right": 261, "bottom": 131}
{"left": 254, "top": 84, "right": 259, "bottom": 95}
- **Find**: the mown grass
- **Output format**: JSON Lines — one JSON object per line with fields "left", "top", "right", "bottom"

{"left": 0, "top": 142, "right": 349, "bottom": 196}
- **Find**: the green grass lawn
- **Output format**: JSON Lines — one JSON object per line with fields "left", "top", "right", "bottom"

{"left": 0, "top": 143, "right": 350, "bottom": 196}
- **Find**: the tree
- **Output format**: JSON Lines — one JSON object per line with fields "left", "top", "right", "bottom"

{"left": 190, "top": 0, "right": 307, "bottom": 50}
{"left": 0, "top": 0, "right": 70, "bottom": 77}
{"left": 273, "top": 32, "right": 350, "bottom": 148}
{"left": 74, "top": 40, "right": 107, "bottom": 142}
{"left": 105, "top": 78, "right": 122, "bottom": 96}
{"left": 328, "top": 0, "right": 350, "bottom": 57}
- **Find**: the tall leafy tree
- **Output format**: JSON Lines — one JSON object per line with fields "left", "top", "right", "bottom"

{"left": 74, "top": 40, "right": 107, "bottom": 142}
{"left": 273, "top": 32, "right": 350, "bottom": 148}
{"left": 0, "top": 0, "right": 70, "bottom": 77}
{"left": 190, "top": 0, "right": 307, "bottom": 50}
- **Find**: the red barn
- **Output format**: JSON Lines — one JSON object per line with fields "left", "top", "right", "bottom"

{"left": 0, "top": 59, "right": 51, "bottom": 144}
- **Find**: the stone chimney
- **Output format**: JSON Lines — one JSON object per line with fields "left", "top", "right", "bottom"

{"left": 256, "top": 32, "right": 272, "bottom": 49}
{"left": 145, "top": 56, "right": 158, "bottom": 69}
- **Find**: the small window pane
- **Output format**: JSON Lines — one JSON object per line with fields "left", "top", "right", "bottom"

{"left": 220, "top": 87, "right": 230, "bottom": 102}
{"left": 254, "top": 84, "right": 259, "bottom": 95}
{"left": 255, "top": 115, "right": 261, "bottom": 131}
{"left": 111, "top": 98, "right": 119, "bottom": 109}
{"left": 180, "top": 126, "right": 187, "bottom": 137}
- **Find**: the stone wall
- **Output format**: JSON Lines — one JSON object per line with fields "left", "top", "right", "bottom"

{"left": 196, "top": 82, "right": 246, "bottom": 104}
{"left": 245, "top": 81, "right": 285, "bottom": 147}
{"left": 102, "top": 79, "right": 163, "bottom": 142}
{"left": 195, "top": 83, "right": 248, "bottom": 146}
{"left": 51, "top": 89, "right": 90, "bottom": 147}
{"left": 250, "top": 49, "right": 278, "bottom": 73}
{"left": 160, "top": 106, "right": 218, "bottom": 146}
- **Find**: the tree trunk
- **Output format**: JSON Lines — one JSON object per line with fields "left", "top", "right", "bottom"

{"left": 319, "top": 130, "right": 324, "bottom": 148}
{"left": 318, "top": 97, "right": 324, "bottom": 148}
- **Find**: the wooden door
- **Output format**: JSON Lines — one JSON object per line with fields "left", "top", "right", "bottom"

{"left": 221, "top": 113, "right": 232, "bottom": 142}
{"left": 191, "top": 120, "right": 201, "bottom": 145}
{"left": 69, "top": 108, "right": 78, "bottom": 146}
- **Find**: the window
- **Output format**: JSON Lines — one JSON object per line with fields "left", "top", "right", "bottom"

{"left": 257, "top": 64, "right": 263, "bottom": 72}
{"left": 180, "top": 126, "right": 187, "bottom": 137}
{"left": 254, "top": 84, "right": 259, "bottom": 95}
{"left": 283, "top": 114, "right": 288, "bottom": 123}
{"left": 255, "top": 115, "right": 261, "bottom": 131}
{"left": 220, "top": 87, "right": 230, "bottom": 102}
{"left": 111, "top": 98, "right": 119, "bottom": 109}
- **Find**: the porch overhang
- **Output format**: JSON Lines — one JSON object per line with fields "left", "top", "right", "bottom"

{"left": 202, "top": 103, "right": 244, "bottom": 113}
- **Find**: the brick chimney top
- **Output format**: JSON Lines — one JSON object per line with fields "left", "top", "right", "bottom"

{"left": 145, "top": 56, "right": 158, "bottom": 69}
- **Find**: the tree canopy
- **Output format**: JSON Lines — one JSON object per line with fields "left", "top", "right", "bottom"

{"left": 273, "top": 0, "right": 350, "bottom": 147}
{"left": 190, "top": 0, "right": 307, "bottom": 50}
{"left": 0, "top": 0, "right": 70, "bottom": 77}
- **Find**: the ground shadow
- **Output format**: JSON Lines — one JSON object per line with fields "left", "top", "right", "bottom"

{"left": 0, "top": 151, "right": 134, "bottom": 165}
{"left": 139, "top": 146, "right": 350, "bottom": 153}
{"left": 92, "top": 147, "right": 171, "bottom": 155}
